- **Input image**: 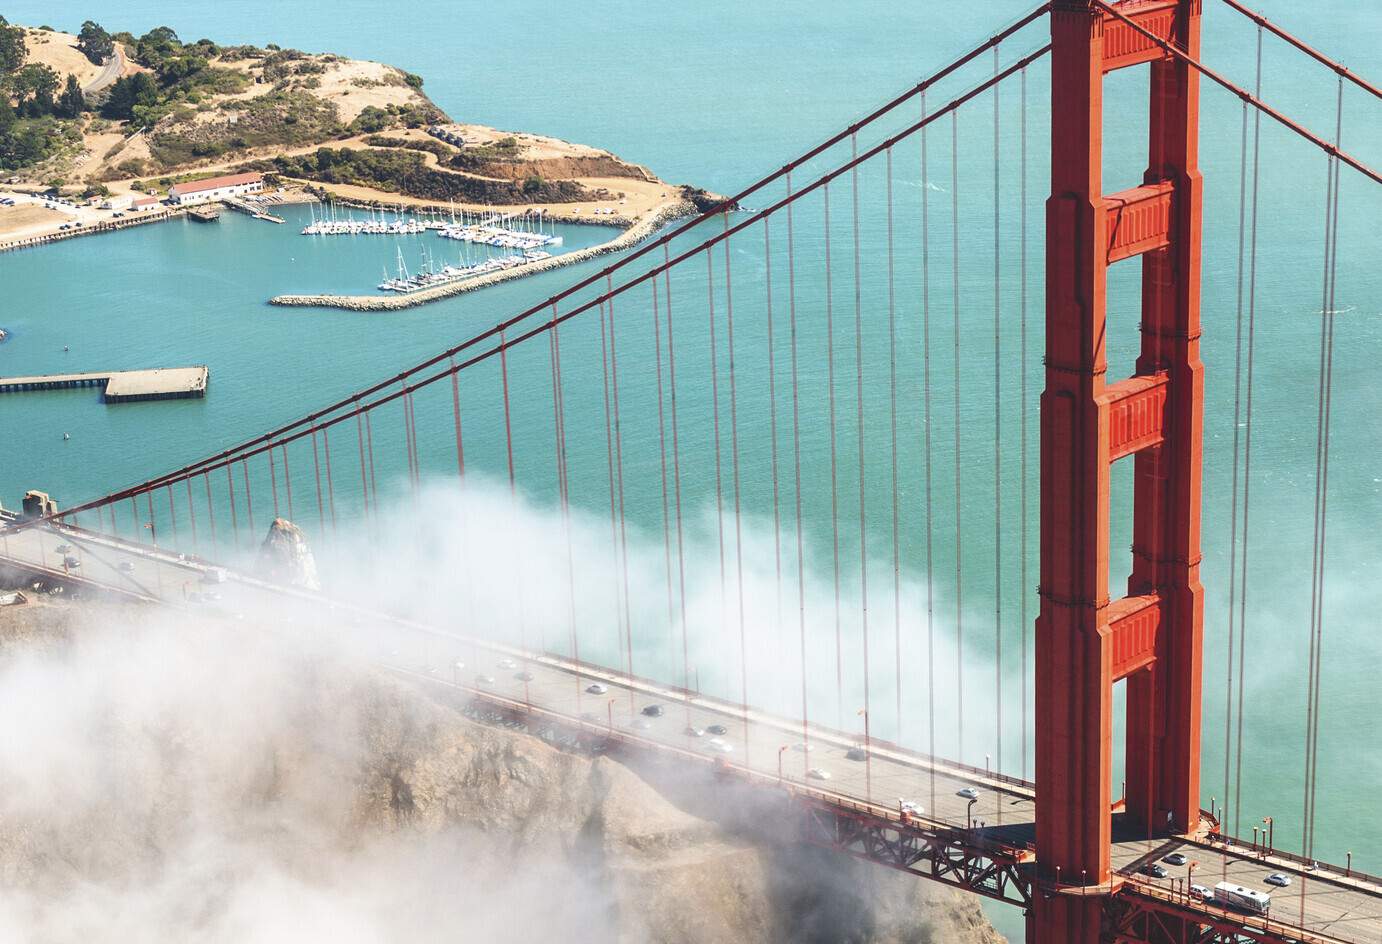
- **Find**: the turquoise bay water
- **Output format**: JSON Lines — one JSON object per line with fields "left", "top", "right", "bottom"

{"left": 2, "top": 4, "right": 1381, "bottom": 938}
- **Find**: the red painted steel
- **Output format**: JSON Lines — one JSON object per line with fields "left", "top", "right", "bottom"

{"left": 1033, "top": 2, "right": 1204, "bottom": 941}
{"left": 1104, "top": 372, "right": 1170, "bottom": 460}
{"left": 1101, "top": 0, "right": 1177, "bottom": 71}
{"left": 1107, "top": 593, "right": 1162, "bottom": 680}
{"left": 1105, "top": 181, "right": 1174, "bottom": 262}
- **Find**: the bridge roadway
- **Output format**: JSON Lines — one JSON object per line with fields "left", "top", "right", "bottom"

{"left": 2, "top": 519, "right": 1380, "bottom": 943}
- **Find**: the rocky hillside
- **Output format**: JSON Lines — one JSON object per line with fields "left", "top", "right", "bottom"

{"left": 0, "top": 594, "right": 1005, "bottom": 943}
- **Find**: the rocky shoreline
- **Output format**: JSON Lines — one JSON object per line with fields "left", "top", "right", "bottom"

{"left": 268, "top": 197, "right": 696, "bottom": 312}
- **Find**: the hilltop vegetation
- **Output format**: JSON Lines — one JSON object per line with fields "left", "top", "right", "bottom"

{"left": 271, "top": 145, "right": 589, "bottom": 204}
{"left": 0, "top": 16, "right": 86, "bottom": 172}
{"left": 0, "top": 15, "right": 444, "bottom": 180}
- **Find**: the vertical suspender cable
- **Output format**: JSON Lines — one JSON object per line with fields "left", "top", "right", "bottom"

{"left": 204, "top": 474, "right": 217, "bottom": 546}
{"left": 312, "top": 429, "right": 325, "bottom": 528}
{"left": 921, "top": 91, "right": 937, "bottom": 810}
{"left": 1224, "top": 91, "right": 1251, "bottom": 827}
{"left": 992, "top": 45, "right": 1004, "bottom": 775}
{"left": 610, "top": 286, "right": 635, "bottom": 686}
{"left": 550, "top": 305, "right": 579, "bottom": 683}
{"left": 599, "top": 299, "right": 625, "bottom": 676}
{"left": 652, "top": 277, "right": 676, "bottom": 677}
{"left": 788, "top": 171, "right": 811, "bottom": 763}
{"left": 1304, "top": 74, "right": 1344, "bottom": 860}
{"left": 825, "top": 180, "right": 844, "bottom": 729}
{"left": 665, "top": 246, "right": 691, "bottom": 696}
{"left": 282, "top": 445, "right": 294, "bottom": 523}
{"left": 1232, "top": 25, "right": 1264, "bottom": 837}
{"left": 852, "top": 133, "right": 872, "bottom": 789}
{"left": 365, "top": 411, "right": 378, "bottom": 515}
{"left": 887, "top": 145, "right": 903, "bottom": 737}
{"left": 146, "top": 493, "right": 156, "bottom": 548}
{"left": 1303, "top": 154, "right": 1332, "bottom": 861}
{"left": 707, "top": 248, "right": 728, "bottom": 691}
{"left": 323, "top": 426, "right": 337, "bottom": 535}
{"left": 241, "top": 461, "right": 252, "bottom": 536}
{"left": 355, "top": 411, "right": 369, "bottom": 518}
{"left": 765, "top": 218, "right": 785, "bottom": 662}
{"left": 953, "top": 109, "right": 965, "bottom": 762}
{"left": 502, "top": 326, "right": 532, "bottom": 657}
{"left": 226, "top": 465, "right": 239, "bottom": 546}
{"left": 402, "top": 389, "right": 415, "bottom": 490}
{"left": 1019, "top": 66, "right": 1029, "bottom": 781}
{"left": 501, "top": 331, "right": 517, "bottom": 493}
{"left": 1310, "top": 76, "right": 1345, "bottom": 856}
{"left": 186, "top": 478, "right": 198, "bottom": 549}
{"left": 724, "top": 217, "right": 750, "bottom": 753}
{"left": 450, "top": 357, "right": 466, "bottom": 479}
{"left": 269, "top": 446, "right": 280, "bottom": 518}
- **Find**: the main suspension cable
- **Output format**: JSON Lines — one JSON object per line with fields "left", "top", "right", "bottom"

{"left": 1216, "top": 0, "right": 1382, "bottom": 101}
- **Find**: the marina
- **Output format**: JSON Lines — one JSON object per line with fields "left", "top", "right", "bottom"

{"left": 0, "top": 366, "right": 209, "bottom": 403}
{"left": 375, "top": 244, "right": 552, "bottom": 294}
{"left": 297, "top": 203, "right": 582, "bottom": 295}
{"left": 300, "top": 205, "right": 563, "bottom": 250}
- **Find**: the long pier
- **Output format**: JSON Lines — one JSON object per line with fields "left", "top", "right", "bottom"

{"left": 0, "top": 366, "right": 209, "bottom": 402}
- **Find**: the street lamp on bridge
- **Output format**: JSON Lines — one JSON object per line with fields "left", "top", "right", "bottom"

{"left": 856, "top": 707, "right": 872, "bottom": 800}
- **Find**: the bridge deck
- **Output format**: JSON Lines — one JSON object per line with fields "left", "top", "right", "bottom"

{"left": 2, "top": 521, "right": 1379, "bottom": 944}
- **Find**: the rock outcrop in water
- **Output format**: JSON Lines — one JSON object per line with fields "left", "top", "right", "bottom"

{"left": 257, "top": 517, "right": 320, "bottom": 590}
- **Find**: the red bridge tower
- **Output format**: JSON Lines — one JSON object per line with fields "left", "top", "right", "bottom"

{"left": 1032, "top": 1, "right": 1205, "bottom": 940}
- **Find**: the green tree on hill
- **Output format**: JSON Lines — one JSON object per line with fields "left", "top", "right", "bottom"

{"left": 134, "top": 26, "right": 180, "bottom": 67}
{"left": 102, "top": 72, "right": 159, "bottom": 121}
{"left": 156, "top": 53, "right": 207, "bottom": 84}
{"left": 0, "top": 15, "right": 27, "bottom": 75}
{"left": 57, "top": 73, "right": 85, "bottom": 118}
{"left": 76, "top": 20, "right": 114, "bottom": 63}
{"left": 13, "top": 63, "right": 60, "bottom": 116}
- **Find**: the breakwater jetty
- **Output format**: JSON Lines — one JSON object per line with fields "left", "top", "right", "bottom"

{"left": 0, "top": 366, "right": 209, "bottom": 402}
{"left": 268, "top": 198, "right": 694, "bottom": 312}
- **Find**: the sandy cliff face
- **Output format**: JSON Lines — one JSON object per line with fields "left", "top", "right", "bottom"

{"left": 349, "top": 677, "right": 1006, "bottom": 943}
{"left": 0, "top": 599, "right": 1004, "bottom": 943}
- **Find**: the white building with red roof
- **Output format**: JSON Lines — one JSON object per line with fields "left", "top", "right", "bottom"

{"left": 167, "top": 172, "right": 265, "bottom": 206}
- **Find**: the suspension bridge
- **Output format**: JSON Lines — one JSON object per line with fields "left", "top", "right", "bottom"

{"left": 3, "top": 2, "right": 1380, "bottom": 941}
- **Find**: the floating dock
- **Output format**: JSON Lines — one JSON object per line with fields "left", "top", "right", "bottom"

{"left": 224, "top": 197, "right": 285, "bottom": 224}
{"left": 0, "top": 366, "right": 209, "bottom": 403}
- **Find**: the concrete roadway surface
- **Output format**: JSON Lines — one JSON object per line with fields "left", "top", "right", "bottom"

{"left": 82, "top": 45, "right": 126, "bottom": 97}
{"left": 2, "top": 519, "right": 1379, "bottom": 943}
